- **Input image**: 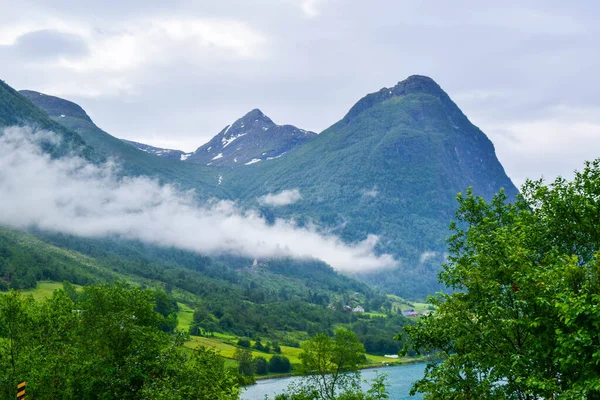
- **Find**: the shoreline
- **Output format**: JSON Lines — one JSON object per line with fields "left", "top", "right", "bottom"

{"left": 251, "top": 357, "right": 427, "bottom": 383}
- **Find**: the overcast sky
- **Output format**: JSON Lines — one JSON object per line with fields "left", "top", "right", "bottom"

{"left": 1, "top": 0, "right": 599, "bottom": 185}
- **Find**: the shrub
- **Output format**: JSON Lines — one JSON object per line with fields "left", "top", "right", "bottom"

{"left": 268, "top": 355, "right": 292, "bottom": 373}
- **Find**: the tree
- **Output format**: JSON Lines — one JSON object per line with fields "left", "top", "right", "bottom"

{"left": 401, "top": 159, "right": 600, "bottom": 399}
{"left": 234, "top": 347, "right": 255, "bottom": 381}
{"left": 142, "top": 346, "right": 241, "bottom": 399}
{"left": 0, "top": 283, "right": 243, "bottom": 399}
{"left": 296, "top": 328, "right": 365, "bottom": 400}
{"left": 268, "top": 355, "right": 292, "bottom": 373}
{"left": 254, "top": 339, "right": 265, "bottom": 351}
{"left": 255, "top": 356, "right": 268, "bottom": 375}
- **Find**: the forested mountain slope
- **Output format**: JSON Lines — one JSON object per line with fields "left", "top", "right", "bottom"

{"left": 221, "top": 75, "right": 518, "bottom": 297}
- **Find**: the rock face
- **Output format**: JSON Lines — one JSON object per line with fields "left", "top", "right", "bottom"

{"left": 185, "top": 109, "right": 316, "bottom": 166}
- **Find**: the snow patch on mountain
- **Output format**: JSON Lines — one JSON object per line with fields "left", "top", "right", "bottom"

{"left": 222, "top": 132, "right": 247, "bottom": 148}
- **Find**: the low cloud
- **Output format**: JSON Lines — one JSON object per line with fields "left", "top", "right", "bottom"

{"left": 258, "top": 189, "right": 302, "bottom": 206}
{"left": 0, "top": 127, "right": 396, "bottom": 273}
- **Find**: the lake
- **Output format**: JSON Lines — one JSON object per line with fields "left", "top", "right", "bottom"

{"left": 241, "top": 363, "right": 426, "bottom": 399}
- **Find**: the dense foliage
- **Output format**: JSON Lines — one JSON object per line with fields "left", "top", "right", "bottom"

{"left": 0, "top": 282, "right": 241, "bottom": 399}
{"left": 402, "top": 159, "right": 600, "bottom": 399}
{"left": 276, "top": 328, "right": 390, "bottom": 400}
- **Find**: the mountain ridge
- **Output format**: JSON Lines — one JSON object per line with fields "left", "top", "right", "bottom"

{"left": 18, "top": 88, "right": 225, "bottom": 199}
{"left": 8, "top": 75, "right": 518, "bottom": 299}
{"left": 121, "top": 139, "right": 191, "bottom": 161}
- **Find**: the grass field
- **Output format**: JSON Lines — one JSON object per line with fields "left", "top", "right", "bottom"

{"left": 386, "top": 294, "right": 433, "bottom": 314}
{"left": 364, "top": 311, "right": 387, "bottom": 318}
{"left": 20, "top": 281, "right": 83, "bottom": 301}
{"left": 176, "top": 302, "right": 194, "bottom": 332}
{"left": 183, "top": 335, "right": 304, "bottom": 364}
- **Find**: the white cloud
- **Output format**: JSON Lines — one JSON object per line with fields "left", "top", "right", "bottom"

{"left": 419, "top": 251, "right": 437, "bottom": 264}
{"left": 0, "top": 127, "right": 396, "bottom": 273}
{"left": 1, "top": 16, "right": 268, "bottom": 98}
{"left": 258, "top": 189, "right": 303, "bottom": 206}
{"left": 56, "top": 18, "right": 267, "bottom": 74}
{"left": 300, "top": 0, "right": 323, "bottom": 18}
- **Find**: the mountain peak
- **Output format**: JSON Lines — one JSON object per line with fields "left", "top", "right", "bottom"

{"left": 392, "top": 75, "right": 442, "bottom": 94}
{"left": 344, "top": 75, "right": 447, "bottom": 121}
{"left": 186, "top": 109, "right": 315, "bottom": 166}
{"left": 239, "top": 108, "right": 273, "bottom": 125}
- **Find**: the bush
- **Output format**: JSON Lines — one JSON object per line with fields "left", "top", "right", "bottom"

{"left": 237, "top": 338, "right": 251, "bottom": 348}
{"left": 272, "top": 342, "right": 282, "bottom": 354}
{"left": 268, "top": 355, "right": 292, "bottom": 373}
{"left": 254, "top": 356, "right": 268, "bottom": 375}
{"left": 254, "top": 339, "right": 265, "bottom": 351}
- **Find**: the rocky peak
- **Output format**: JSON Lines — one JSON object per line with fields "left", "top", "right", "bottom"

{"left": 185, "top": 109, "right": 316, "bottom": 166}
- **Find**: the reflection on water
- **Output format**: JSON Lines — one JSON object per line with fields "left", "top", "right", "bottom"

{"left": 241, "top": 363, "right": 426, "bottom": 400}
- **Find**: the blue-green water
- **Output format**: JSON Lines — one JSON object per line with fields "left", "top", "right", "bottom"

{"left": 241, "top": 363, "right": 425, "bottom": 399}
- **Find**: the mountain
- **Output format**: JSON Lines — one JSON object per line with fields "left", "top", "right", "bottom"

{"left": 186, "top": 109, "right": 316, "bottom": 166}
{"left": 0, "top": 82, "right": 89, "bottom": 157}
{"left": 222, "top": 75, "right": 518, "bottom": 298}
{"left": 8, "top": 75, "right": 517, "bottom": 300}
{"left": 121, "top": 139, "right": 191, "bottom": 161}
{"left": 18, "top": 89, "right": 223, "bottom": 198}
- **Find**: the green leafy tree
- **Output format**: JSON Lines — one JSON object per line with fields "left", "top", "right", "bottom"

{"left": 142, "top": 346, "right": 241, "bottom": 399}
{"left": 255, "top": 356, "right": 268, "bottom": 375}
{"left": 254, "top": 338, "right": 265, "bottom": 351}
{"left": 268, "top": 355, "right": 292, "bottom": 373}
{"left": 0, "top": 282, "right": 243, "bottom": 399}
{"left": 294, "top": 328, "right": 365, "bottom": 400}
{"left": 234, "top": 347, "right": 255, "bottom": 381}
{"left": 402, "top": 159, "right": 600, "bottom": 399}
